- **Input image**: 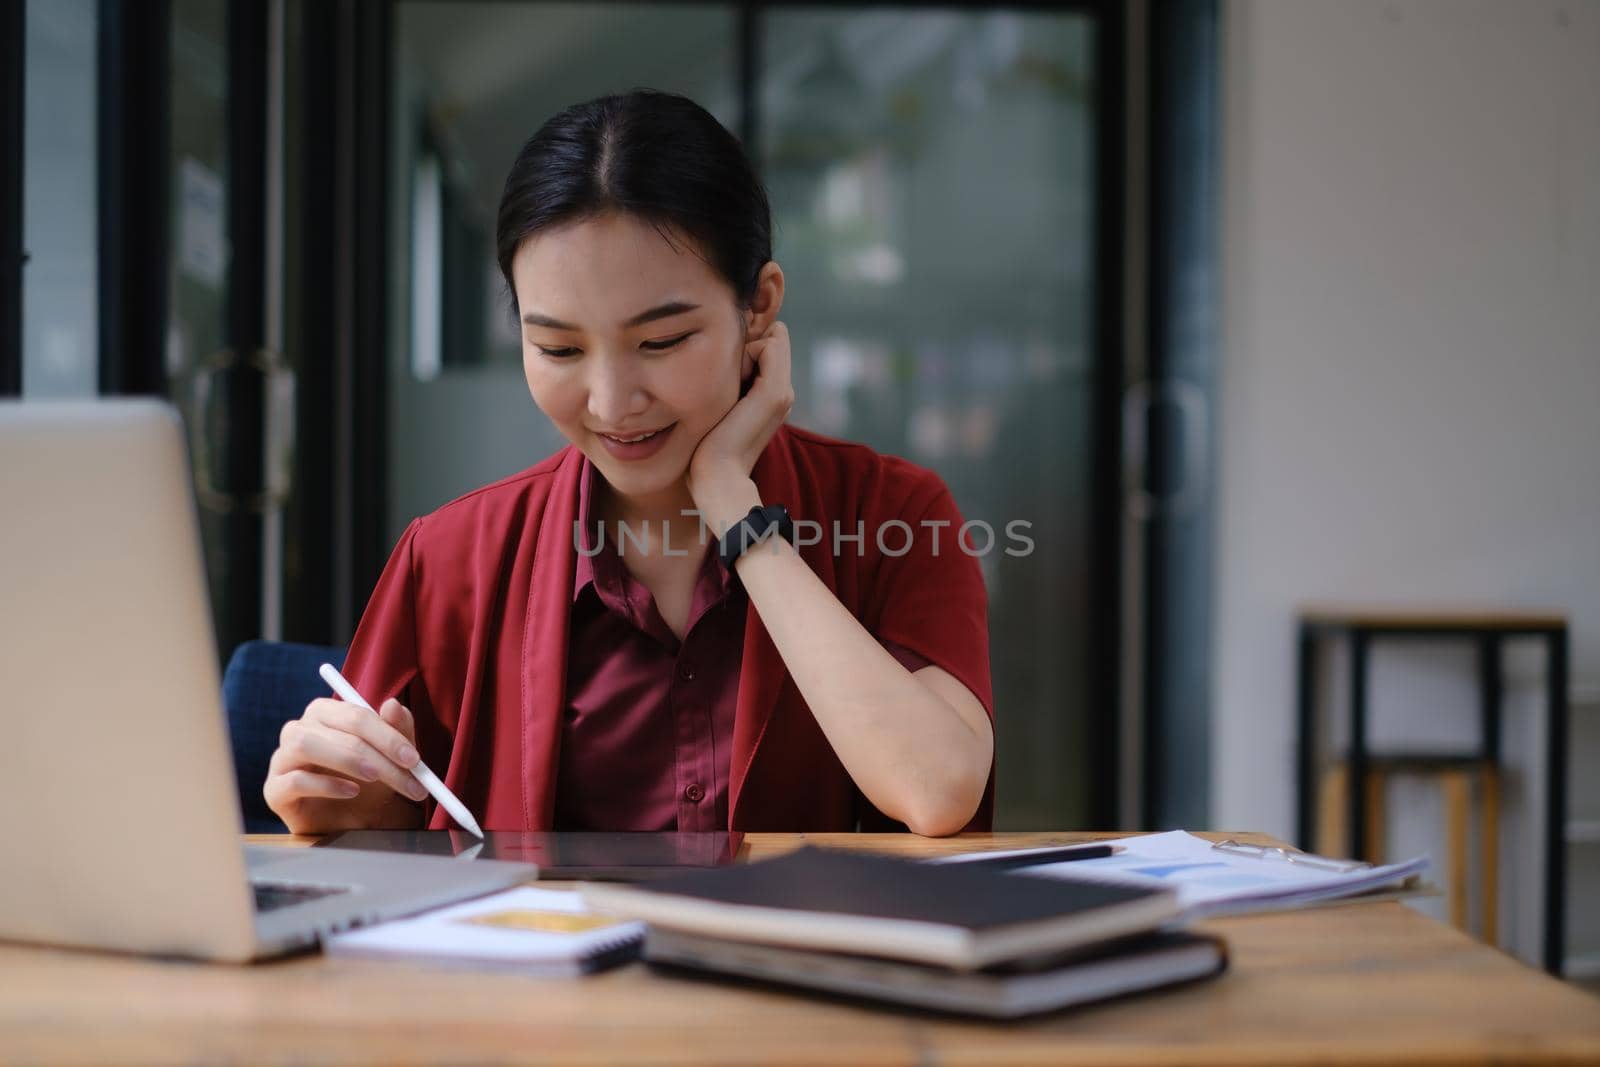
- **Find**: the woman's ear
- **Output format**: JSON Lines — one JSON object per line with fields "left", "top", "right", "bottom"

{"left": 744, "top": 261, "right": 785, "bottom": 340}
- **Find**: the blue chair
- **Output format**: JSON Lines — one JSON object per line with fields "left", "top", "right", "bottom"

{"left": 222, "top": 640, "right": 347, "bottom": 833}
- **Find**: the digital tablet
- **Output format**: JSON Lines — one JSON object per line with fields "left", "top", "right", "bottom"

{"left": 313, "top": 830, "right": 745, "bottom": 881}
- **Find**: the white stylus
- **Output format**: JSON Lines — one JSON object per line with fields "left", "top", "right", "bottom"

{"left": 317, "top": 663, "right": 485, "bottom": 839}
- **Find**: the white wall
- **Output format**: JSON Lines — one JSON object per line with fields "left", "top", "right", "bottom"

{"left": 1217, "top": 0, "right": 1600, "bottom": 959}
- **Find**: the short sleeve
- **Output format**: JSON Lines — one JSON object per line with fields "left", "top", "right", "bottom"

{"left": 862, "top": 478, "right": 996, "bottom": 832}
{"left": 340, "top": 519, "right": 447, "bottom": 769}
{"left": 880, "top": 637, "right": 932, "bottom": 675}
{"left": 869, "top": 481, "right": 994, "bottom": 716}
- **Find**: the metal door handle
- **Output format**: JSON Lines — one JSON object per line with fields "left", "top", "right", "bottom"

{"left": 1123, "top": 378, "right": 1208, "bottom": 520}
{"left": 189, "top": 347, "right": 296, "bottom": 514}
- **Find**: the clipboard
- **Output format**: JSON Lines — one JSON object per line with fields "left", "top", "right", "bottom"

{"left": 1207, "top": 838, "right": 1436, "bottom": 911}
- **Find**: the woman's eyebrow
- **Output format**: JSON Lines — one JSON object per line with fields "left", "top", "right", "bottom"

{"left": 521, "top": 310, "right": 578, "bottom": 330}
{"left": 520, "top": 301, "right": 701, "bottom": 332}
{"left": 623, "top": 301, "right": 700, "bottom": 329}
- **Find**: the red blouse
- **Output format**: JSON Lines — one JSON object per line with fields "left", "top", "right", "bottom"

{"left": 556, "top": 456, "right": 930, "bottom": 832}
{"left": 341, "top": 423, "right": 995, "bottom": 832}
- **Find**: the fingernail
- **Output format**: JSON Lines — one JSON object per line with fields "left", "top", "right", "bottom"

{"left": 407, "top": 780, "right": 428, "bottom": 801}
{"left": 397, "top": 744, "right": 419, "bottom": 768}
{"left": 337, "top": 780, "right": 361, "bottom": 798}
{"left": 358, "top": 760, "right": 380, "bottom": 780}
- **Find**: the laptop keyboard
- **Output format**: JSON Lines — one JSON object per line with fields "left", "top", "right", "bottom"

{"left": 252, "top": 880, "right": 354, "bottom": 913}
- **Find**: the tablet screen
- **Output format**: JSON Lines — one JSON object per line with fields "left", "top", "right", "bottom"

{"left": 313, "top": 830, "right": 745, "bottom": 881}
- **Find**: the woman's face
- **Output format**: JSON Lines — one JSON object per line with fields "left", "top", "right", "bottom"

{"left": 512, "top": 212, "right": 750, "bottom": 506}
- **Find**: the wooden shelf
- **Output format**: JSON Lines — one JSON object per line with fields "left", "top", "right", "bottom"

{"left": 1298, "top": 605, "right": 1567, "bottom": 631}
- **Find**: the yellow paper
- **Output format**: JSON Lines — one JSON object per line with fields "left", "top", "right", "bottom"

{"left": 458, "top": 909, "right": 626, "bottom": 934}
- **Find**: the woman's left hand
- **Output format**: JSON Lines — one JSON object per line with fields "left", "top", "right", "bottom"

{"left": 687, "top": 321, "right": 793, "bottom": 529}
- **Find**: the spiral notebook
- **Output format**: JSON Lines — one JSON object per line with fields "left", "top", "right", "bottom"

{"left": 326, "top": 886, "right": 645, "bottom": 975}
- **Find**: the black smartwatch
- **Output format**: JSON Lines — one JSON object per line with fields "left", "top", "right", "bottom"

{"left": 718, "top": 504, "right": 795, "bottom": 571}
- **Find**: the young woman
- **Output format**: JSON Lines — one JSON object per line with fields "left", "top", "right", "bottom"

{"left": 263, "top": 91, "right": 994, "bottom": 837}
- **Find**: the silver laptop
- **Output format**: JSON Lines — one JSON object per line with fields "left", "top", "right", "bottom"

{"left": 0, "top": 399, "right": 537, "bottom": 961}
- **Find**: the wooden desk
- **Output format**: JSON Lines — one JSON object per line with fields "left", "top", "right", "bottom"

{"left": 2, "top": 832, "right": 1596, "bottom": 1065}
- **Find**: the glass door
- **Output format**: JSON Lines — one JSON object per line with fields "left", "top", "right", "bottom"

{"left": 7, "top": 0, "right": 290, "bottom": 665}
{"left": 166, "top": 0, "right": 292, "bottom": 662}
{"left": 759, "top": 7, "right": 1102, "bottom": 829}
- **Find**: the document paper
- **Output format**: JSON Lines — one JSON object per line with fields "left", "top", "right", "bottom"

{"left": 937, "top": 831, "right": 1429, "bottom": 919}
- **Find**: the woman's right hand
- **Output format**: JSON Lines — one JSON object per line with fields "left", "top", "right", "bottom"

{"left": 263, "top": 696, "right": 429, "bottom": 834}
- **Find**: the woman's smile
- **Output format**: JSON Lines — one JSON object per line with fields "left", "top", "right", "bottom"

{"left": 594, "top": 422, "right": 677, "bottom": 460}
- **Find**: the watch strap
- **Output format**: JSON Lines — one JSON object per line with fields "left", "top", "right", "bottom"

{"left": 719, "top": 504, "right": 794, "bottom": 570}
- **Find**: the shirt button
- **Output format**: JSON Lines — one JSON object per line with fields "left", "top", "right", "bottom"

{"left": 683, "top": 783, "right": 705, "bottom": 803}
{"left": 677, "top": 661, "right": 695, "bottom": 682}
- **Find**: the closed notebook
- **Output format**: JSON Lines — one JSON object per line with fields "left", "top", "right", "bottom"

{"left": 579, "top": 846, "right": 1180, "bottom": 971}
{"left": 644, "top": 928, "right": 1228, "bottom": 1019}
{"left": 326, "top": 886, "right": 645, "bottom": 976}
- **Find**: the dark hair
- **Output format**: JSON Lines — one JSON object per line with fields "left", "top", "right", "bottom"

{"left": 496, "top": 90, "right": 772, "bottom": 312}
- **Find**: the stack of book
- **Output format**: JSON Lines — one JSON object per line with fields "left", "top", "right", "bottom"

{"left": 580, "top": 846, "right": 1227, "bottom": 1018}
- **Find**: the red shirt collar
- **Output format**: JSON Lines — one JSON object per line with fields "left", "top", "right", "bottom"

{"left": 571, "top": 454, "right": 733, "bottom": 613}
